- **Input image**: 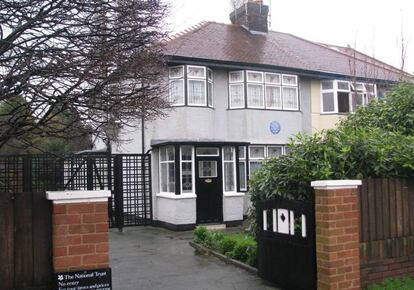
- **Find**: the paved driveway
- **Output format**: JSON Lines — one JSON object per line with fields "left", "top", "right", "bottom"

{"left": 110, "top": 226, "right": 279, "bottom": 290}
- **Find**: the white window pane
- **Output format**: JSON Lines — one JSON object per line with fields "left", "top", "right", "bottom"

{"left": 181, "top": 162, "right": 192, "bottom": 193}
{"left": 321, "top": 80, "right": 334, "bottom": 90}
{"left": 282, "top": 87, "right": 298, "bottom": 110}
{"left": 239, "top": 161, "right": 247, "bottom": 190}
{"left": 229, "top": 84, "right": 244, "bottom": 108}
{"left": 229, "top": 71, "right": 244, "bottom": 83}
{"left": 282, "top": 74, "right": 297, "bottom": 86}
{"left": 266, "top": 86, "right": 282, "bottom": 109}
{"left": 224, "top": 162, "right": 235, "bottom": 192}
{"left": 265, "top": 73, "right": 281, "bottom": 84}
{"left": 166, "top": 146, "right": 175, "bottom": 161}
{"left": 337, "top": 81, "right": 350, "bottom": 91}
{"left": 322, "top": 92, "right": 335, "bottom": 112}
{"left": 181, "top": 146, "right": 192, "bottom": 161}
{"left": 223, "top": 147, "right": 234, "bottom": 161}
{"left": 249, "top": 161, "right": 263, "bottom": 175}
{"left": 207, "top": 82, "right": 213, "bottom": 107}
{"left": 188, "top": 80, "right": 206, "bottom": 105}
{"left": 247, "top": 84, "right": 264, "bottom": 108}
{"left": 188, "top": 66, "right": 206, "bottom": 78}
{"left": 249, "top": 146, "right": 265, "bottom": 159}
{"left": 268, "top": 146, "right": 283, "bottom": 158}
{"left": 169, "top": 66, "right": 184, "bottom": 78}
{"left": 169, "top": 80, "right": 184, "bottom": 105}
{"left": 247, "top": 71, "right": 263, "bottom": 83}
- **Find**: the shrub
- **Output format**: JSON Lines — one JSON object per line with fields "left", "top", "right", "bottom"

{"left": 230, "top": 239, "right": 256, "bottom": 264}
{"left": 193, "top": 226, "right": 208, "bottom": 243}
{"left": 366, "top": 277, "right": 414, "bottom": 290}
{"left": 219, "top": 236, "right": 237, "bottom": 254}
{"left": 203, "top": 231, "right": 224, "bottom": 250}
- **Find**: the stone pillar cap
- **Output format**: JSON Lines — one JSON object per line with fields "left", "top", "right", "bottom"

{"left": 46, "top": 190, "right": 111, "bottom": 204}
{"left": 311, "top": 180, "right": 362, "bottom": 190}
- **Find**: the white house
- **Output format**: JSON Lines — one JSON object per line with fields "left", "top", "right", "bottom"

{"left": 112, "top": 0, "right": 412, "bottom": 230}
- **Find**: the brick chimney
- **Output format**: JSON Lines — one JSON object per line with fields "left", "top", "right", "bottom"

{"left": 230, "top": 0, "right": 269, "bottom": 34}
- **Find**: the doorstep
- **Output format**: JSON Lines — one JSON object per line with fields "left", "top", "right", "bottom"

{"left": 199, "top": 223, "right": 226, "bottom": 230}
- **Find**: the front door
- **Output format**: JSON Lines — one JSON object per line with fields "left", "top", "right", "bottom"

{"left": 196, "top": 149, "right": 223, "bottom": 224}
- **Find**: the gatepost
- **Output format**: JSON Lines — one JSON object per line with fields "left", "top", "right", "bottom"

{"left": 311, "top": 180, "right": 362, "bottom": 290}
{"left": 46, "top": 190, "right": 112, "bottom": 289}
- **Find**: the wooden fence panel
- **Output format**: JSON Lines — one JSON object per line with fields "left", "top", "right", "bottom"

{"left": 0, "top": 190, "right": 14, "bottom": 289}
{"left": 32, "top": 190, "right": 53, "bottom": 286}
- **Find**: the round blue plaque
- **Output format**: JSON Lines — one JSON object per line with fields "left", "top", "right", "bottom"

{"left": 269, "top": 121, "right": 281, "bottom": 135}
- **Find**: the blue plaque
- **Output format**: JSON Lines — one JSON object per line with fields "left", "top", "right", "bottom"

{"left": 269, "top": 121, "right": 281, "bottom": 135}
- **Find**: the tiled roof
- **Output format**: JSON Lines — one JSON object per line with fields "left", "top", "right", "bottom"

{"left": 165, "top": 22, "right": 412, "bottom": 82}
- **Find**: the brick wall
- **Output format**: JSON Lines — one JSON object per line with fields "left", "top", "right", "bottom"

{"left": 52, "top": 202, "right": 109, "bottom": 272}
{"left": 312, "top": 181, "right": 361, "bottom": 290}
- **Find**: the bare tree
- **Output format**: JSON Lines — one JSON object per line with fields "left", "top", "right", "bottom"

{"left": 0, "top": 0, "right": 170, "bottom": 151}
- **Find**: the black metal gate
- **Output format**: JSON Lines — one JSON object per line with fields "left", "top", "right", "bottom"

{"left": 256, "top": 197, "right": 316, "bottom": 290}
{"left": 0, "top": 153, "right": 152, "bottom": 229}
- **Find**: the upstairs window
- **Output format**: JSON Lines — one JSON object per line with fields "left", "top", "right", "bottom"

{"left": 168, "top": 65, "right": 213, "bottom": 108}
{"left": 229, "top": 70, "right": 299, "bottom": 110}
{"left": 321, "top": 80, "right": 376, "bottom": 114}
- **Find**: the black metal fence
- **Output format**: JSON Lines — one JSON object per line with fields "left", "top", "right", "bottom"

{"left": 0, "top": 153, "right": 152, "bottom": 229}
{"left": 256, "top": 197, "right": 316, "bottom": 290}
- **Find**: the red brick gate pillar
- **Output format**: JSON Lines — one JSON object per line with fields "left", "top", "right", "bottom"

{"left": 46, "top": 190, "right": 111, "bottom": 273}
{"left": 311, "top": 180, "right": 362, "bottom": 290}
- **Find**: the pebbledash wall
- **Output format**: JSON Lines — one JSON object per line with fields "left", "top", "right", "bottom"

{"left": 111, "top": 70, "right": 313, "bottom": 228}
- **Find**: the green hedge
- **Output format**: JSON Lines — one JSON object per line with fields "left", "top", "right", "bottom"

{"left": 193, "top": 227, "right": 257, "bottom": 267}
{"left": 248, "top": 82, "right": 414, "bottom": 234}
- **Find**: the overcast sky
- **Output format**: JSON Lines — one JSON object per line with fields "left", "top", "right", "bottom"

{"left": 164, "top": 0, "right": 414, "bottom": 74}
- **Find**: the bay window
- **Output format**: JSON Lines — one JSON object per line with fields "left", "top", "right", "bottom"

{"left": 321, "top": 80, "right": 377, "bottom": 114}
{"left": 248, "top": 145, "right": 289, "bottom": 176}
{"left": 229, "top": 70, "right": 299, "bottom": 110}
{"left": 168, "top": 65, "right": 213, "bottom": 107}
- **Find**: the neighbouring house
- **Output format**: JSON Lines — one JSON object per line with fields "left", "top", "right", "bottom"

{"left": 112, "top": 0, "right": 413, "bottom": 230}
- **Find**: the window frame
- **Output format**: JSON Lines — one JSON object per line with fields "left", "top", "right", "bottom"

{"left": 169, "top": 79, "right": 185, "bottom": 106}
{"left": 246, "top": 83, "right": 265, "bottom": 109}
{"left": 265, "top": 85, "right": 282, "bottom": 110}
{"left": 169, "top": 65, "right": 184, "bottom": 79}
{"left": 229, "top": 83, "right": 245, "bottom": 109}
{"left": 282, "top": 86, "right": 299, "bottom": 111}
{"left": 187, "top": 65, "right": 206, "bottom": 79}
{"left": 222, "top": 146, "right": 237, "bottom": 193}
{"left": 282, "top": 74, "right": 298, "bottom": 86}
{"left": 246, "top": 70, "right": 264, "bottom": 83}
{"left": 159, "top": 146, "right": 175, "bottom": 194}
{"left": 187, "top": 78, "right": 207, "bottom": 106}
{"left": 196, "top": 147, "right": 220, "bottom": 157}
{"left": 180, "top": 146, "right": 195, "bottom": 195}
{"left": 321, "top": 80, "right": 377, "bottom": 114}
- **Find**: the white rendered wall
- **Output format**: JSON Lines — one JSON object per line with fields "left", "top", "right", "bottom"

{"left": 156, "top": 194, "right": 196, "bottom": 225}
{"left": 223, "top": 193, "right": 244, "bottom": 222}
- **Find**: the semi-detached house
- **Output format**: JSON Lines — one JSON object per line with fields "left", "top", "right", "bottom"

{"left": 115, "top": 0, "right": 412, "bottom": 230}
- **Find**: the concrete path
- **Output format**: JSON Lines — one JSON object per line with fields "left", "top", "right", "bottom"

{"left": 110, "top": 226, "right": 279, "bottom": 290}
